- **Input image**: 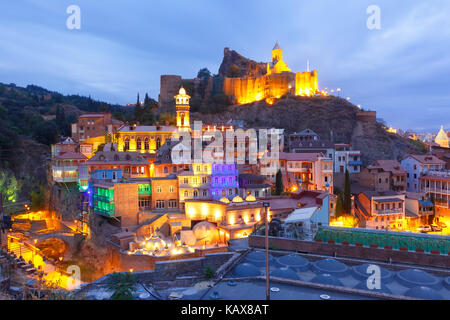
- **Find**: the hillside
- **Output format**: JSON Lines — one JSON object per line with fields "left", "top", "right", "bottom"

{"left": 191, "top": 94, "right": 426, "bottom": 165}
{"left": 0, "top": 82, "right": 131, "bottom": 210}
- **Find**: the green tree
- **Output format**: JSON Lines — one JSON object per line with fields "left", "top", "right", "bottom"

{"left": 159, "top": 113, "right": 176, "bottom": 126}
{"left": 275, "top": 169, "right": 283, "bottom": 195}
{"left": 30, "top": 185, "right": 45, "bottom": 210}
{"left": 0, "top": 170, "right": 20, "bottom": 205}
{"left": 204, "top": 264, "right": 216, "bottom": 279}
{"left": 107, "top": 272, "right": 137, "bottom": 300}
{"left": 343, "top": 169, "right": 351, "bottom": 214}
{"left": 197, "top": 68, "right": 212, "bottom": 79}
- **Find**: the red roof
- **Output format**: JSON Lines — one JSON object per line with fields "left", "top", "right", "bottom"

{"left": 404, "top": 154, "right": 446, "bottom": 165}
{"left": 54, "top": 151, "right": 87, "bottom": 160}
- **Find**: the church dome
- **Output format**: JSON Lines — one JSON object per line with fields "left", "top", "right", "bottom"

{"left": 245, "top": 194, "right": 256, "bottom": 202}
{"left": 435, "top": 126, "right": 449, "bottom": 147}
{"left": 179, "top": 87, "right": 186, "bottom": 95}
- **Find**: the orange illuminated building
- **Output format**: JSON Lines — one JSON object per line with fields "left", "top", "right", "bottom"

{"left": 223, "top": 42, "right": 324, "bottom": 105}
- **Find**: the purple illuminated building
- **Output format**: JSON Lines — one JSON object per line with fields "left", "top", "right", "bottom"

{"left": 210, "top": 163, "right": 239, "bottom": 200}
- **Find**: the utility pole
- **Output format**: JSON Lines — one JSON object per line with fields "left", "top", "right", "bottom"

{"left": 263, "top": 202, "right": 270, "bottom": 301}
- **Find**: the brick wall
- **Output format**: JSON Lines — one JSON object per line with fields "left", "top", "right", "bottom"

{"left": 249, "top": 235, "right": 450, "bottom": 268}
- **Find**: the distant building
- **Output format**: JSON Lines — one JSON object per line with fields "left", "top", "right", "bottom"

{"left": 434, "top": 126, "right": 449, "bottom": 148}
{"left": 354, "top": 190, "right": 406, "bottom": 230}
{"left": 51, "top": 151, "right": 87, "bottom": 184}
{"left": 210, "top": 163, "right": 239, "bottom": 200}
{"left": 238, "top": 173, "right": 271, "bottom": 198}
{"left": 419, "top": 171, "right": 450, "bottom": 214}
{"left": 334, "top": 144, "right": 362, "bottom": 174}
{"left": 358, "top": 160, "right": 407, "bottom": 192}
{"left": 273, "top": 152, "right": 333, "bottom": 194}
{"left": 405, "top": 192, "right": 434, "bottom": 230}
{"left": 71, "top": 112, "right": 123, "bottom": 150}
{"left": 178, "top": 163, "right": 212, "bottom": 208}
{"left": 151, "top": 175, "right": 179, "bottom": 212}
{"left": 401, "top": 154, "right": 446, "bottom": 192}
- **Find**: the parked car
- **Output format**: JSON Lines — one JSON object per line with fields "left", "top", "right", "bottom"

{"left": 430, "top": 224, "right": 442, "bottom": 232}
{"left": 418, "top": 225, "right": 432, "bottom": 233}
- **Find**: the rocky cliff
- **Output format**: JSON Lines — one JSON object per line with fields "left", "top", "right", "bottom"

{"left": 218, "top": 48, "right": 267, "bottom": 78}
{"left": 191, "top": 94, "right": 426, "bottom": 165}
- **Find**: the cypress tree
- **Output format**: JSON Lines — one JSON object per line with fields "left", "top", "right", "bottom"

{"left": 343, "top": 169, "right": 351, "bottom": 214}
{"left": 275, "top": 169, "right": 283, "bottom": 195}
{"left": 335, "top": 192, "right": 343, "bottom": 218}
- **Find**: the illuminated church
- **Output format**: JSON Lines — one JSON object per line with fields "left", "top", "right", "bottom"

{"left": 435, "top": 126, "right": 449, "bottom": 148}
{"left": 223, "top": 42, "right": 323, "bottom": 105}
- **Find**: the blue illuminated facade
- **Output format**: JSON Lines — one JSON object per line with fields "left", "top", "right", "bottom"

{"left": 210, "top": 163, "right": 239, "bottom": 200}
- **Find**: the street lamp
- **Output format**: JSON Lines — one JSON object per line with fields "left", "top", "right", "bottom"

{"left": 263, "top": 202, "right": 270, "bottom": 301}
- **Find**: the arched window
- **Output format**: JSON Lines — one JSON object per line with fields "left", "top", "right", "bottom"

{"left": 156, "top": 137, "right": 161, "bottom": 149}
{"left": 124, "top": 137, "right": 130, "bottom": 151}
{"left": 144, "top": 138, "right": 149, "bottom": 150}
{"left": 136, "top": 138, "right": 142, "bottom": 150}
{"left": 180, "top": 113, "right": 185, "bottom": 126}
{"left": 193, "top": 190, "right": 198, "bottom": 198}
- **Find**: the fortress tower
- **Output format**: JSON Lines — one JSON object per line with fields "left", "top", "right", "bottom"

{"left": 174, "top": 87, "right": 191, "bottom": 131}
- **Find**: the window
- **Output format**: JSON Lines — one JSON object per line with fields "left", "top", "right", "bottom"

{"left": 202, "top": 190, "right": 208, "bottom": 197}
{"left": 124, "top": 137, "right": 130, "bottom": 151}
{"left": 102, "top": 171, "right": 107, "bottom": 179}
{"left": 144, "top": 138, "right": 149, "bottom": 150}
{"left": 193, "top": 190, "right": 198, "bottom": 198}
{"left": 184, "top": 178, "right": 188, "bottom": 184}
{"left": 164, "top": 167, "right": 168, "bottom": 174}
{"left": 156, "top": 200, "right": 165, "bottom": 208}
{"left": 156, "top": 186, "right": 162, "bottom": 193}
{"left": 169, "top": 185, "right": 174, "bottom": 193}
{"left": 168, "top": 200, "right": 177, "bottom": 208}
{"left": 156, "top": 137, "right": 161, "bottom": 149}
{"left": 136, "top": 138, "right": 142, "bottom": 150}
{"left": 202, "top": 177, "right": 207, "bottom": 184}
{"left": 184, "top": 191, "right": 188, "bottom": 197}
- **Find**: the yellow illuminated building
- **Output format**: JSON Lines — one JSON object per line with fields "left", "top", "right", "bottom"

{"left": 174, "top": 87, "right": 191, "bottom": 132}
{"left": 435, "top": 125, "right": 449, "bottom": 148}
{"left": 223, "top": 42, "right": 323, "bottom": 105}
{"left": 178, "top": 163, "right": 212, "bottom": 205}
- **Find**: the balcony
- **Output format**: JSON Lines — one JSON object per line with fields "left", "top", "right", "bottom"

{"left": 52, "top": 165, "right": 78, "bottom": 183}
{"left": 375, "top": 208, "right": 403, "bottom": 215}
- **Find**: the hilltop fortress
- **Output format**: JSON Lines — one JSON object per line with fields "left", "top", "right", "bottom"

{"left": 158, "top": 42, "right": 324, "bottom": 109}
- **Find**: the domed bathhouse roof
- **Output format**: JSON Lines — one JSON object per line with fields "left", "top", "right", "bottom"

{"left": 270, "top": 267, "right": 301, "bottom": 281}
{"left": 396, "top": 269, "right": 441, "bottom": 289}
{"left": 233, "top": 263, "right": 261, "bottom": 277}
{"left": 405, "top": 286, "right": 444, "bottom": 300}
{"left": 353, "top": 281, "right": 392, "bottom": 294}
{"left": 277, "top": 254, "right": 310, "bottom": 272}
{"left": 311, "top": 273, "right": 343, "bottom": 287}
{"left": 444, "top": 276, "right": 450, "bottom": 291}
{"left": 312, "top": 259, "right": 349, "bottom": 277}
{"left": 352, "top": 264, "right": 394, "bottom": 283}
{"left": 245, "top": 250, "right": 275, "bottom": 267}
{"left": 192, "top": 221, "right": 219, "bottom": 244}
